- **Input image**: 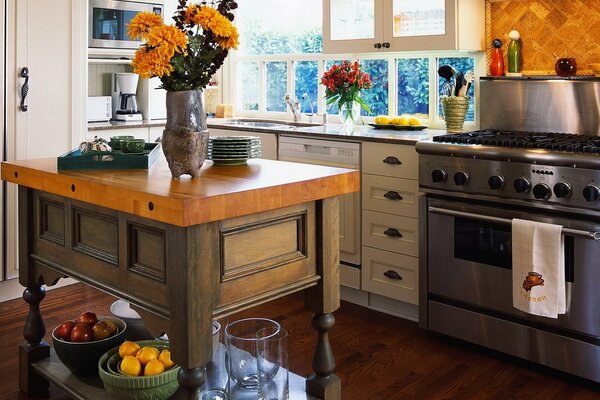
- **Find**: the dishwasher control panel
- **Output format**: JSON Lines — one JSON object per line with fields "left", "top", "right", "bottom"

{"left": 278, "top": 135, "right": 360, "bottom": 166}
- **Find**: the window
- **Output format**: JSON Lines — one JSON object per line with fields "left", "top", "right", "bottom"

{"left": 236, "top": 62, "right": 259, "bottom": 111}
{"left": 397, "top": 58, "right": 429, "bottom": 117}
{"left": 266, "top": 62, "right": 287, "bottom": 112}
{"left": 295, "top": 61, "right": 319, "bottom": 113}
{"left": 360, "top": 59, "right": 388, "bottom": 116}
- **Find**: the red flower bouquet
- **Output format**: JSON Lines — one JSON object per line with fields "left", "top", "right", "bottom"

{"left": 321, "top": 61, "right": 372, "bottom": 124}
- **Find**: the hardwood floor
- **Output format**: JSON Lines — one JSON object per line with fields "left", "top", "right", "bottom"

{"left": 0, "top": 283, "right": 598, "bottom": 399}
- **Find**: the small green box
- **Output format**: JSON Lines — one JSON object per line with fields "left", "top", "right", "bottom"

{"left": 57, "top": 142, "right": 161, "bottom": 171}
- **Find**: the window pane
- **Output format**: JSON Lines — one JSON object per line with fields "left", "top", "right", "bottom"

{"left": 330, "top": 0, "right": 375, "bottom": 41}
{"left": 393, "top": 0, "right": 445, "bottom": 37}
{"left": 360, "top": 59, "right": 388, "bottom": 116}
{"left": 295, "top": 61, "right": 319, "bottom": 113}
{"left": 266, "top": 62, "right": 287, "bottom": 112}
{"left": 324, "top": 60, "right": 347, "bottom": 115}
{"left": 236, "top": 0, "right": 322, "bottom": 55}
{"left": 397, "top": 58, "right": 429, "bottom": 118}
{"left": 237, "top": 62, "right": 259, "bottom": 111}
{"left": 437, "top": 57, "right": 475, "bottom": 122}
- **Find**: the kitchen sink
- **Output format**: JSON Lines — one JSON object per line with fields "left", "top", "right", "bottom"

{"left": 216, "top": 118, "right": 323, "bottom": 128}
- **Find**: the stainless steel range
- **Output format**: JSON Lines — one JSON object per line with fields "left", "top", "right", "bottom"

{"left": 417, "top": 79, "right": 600, "bottom": 383}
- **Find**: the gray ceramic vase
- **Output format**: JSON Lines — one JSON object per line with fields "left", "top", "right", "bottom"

{"left": 162, "top": 90, "right": 209, "bottom": 179}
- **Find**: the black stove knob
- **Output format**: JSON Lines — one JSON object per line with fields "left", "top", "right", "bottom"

{"left": 488, "top": 175, "right": 505, "bottom": 190}
{"left": 454, "top": 171, "right": 470, "bottom": 185}
{"left": 533, "top": 183, "right": 552, "bottom": 200}
{"left": 513, "top": 178, "right": 531, "bottom": 193}
{"left": 553, "top": 182, "right": 571, "bottom": 198}
{"left": 431, "top": 169, "right": 446, "bottom": 183}
{"left": 583, "top": 185, "right": 600, "bottom": 202}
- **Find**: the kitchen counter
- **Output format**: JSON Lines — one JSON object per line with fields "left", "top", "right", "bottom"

{"left": 88, "top": 118, "right": 446, "bottom": 146}
{"left": 2, "top": 156, "right": 356, "bottom": 399}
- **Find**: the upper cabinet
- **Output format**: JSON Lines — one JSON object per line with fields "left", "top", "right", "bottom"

{"left": 323, "top": 0, "right": 485, "bottom": 54}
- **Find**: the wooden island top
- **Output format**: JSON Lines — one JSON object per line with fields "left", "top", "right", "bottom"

{"left": 1, "top": 157, "right": 359, "bottom": 227}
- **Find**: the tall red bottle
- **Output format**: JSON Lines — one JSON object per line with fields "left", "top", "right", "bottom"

{"left": 490, "top": 39, "right": 505, "bottom": 77}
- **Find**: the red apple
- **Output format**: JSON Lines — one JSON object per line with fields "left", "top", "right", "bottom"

{"left": 70, "top": 323, "right": 92, "bottom": 342}
{"left": 77, "top": 311, "right": 98, "bottom": 326}
{"left": 92, "top": 321, "right": 113, "bottom": 341}
{"left": 102, "top": 319, "right": 118, "bottom": 336}
{"left": 56, "top": 320, "right": 75, "bottom": 341}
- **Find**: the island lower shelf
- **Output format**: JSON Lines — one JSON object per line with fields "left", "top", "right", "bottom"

{"left": 33, "top": 348, "right": 317, "bottom": 400}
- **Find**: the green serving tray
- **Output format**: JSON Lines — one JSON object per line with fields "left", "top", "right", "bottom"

{"left": 57, "top": 142, "right": 161, "bottom": 171}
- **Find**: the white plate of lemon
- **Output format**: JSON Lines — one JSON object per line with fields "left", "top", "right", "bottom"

{"left": 370, "top": 115, "right": 427, "bottom": 130}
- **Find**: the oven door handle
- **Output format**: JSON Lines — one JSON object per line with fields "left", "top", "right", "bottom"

{"left": 428, "top": 206, "right": 600, "bottom": 240}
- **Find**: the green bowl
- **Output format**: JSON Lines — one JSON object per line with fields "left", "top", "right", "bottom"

{"left": 121, "top": 139, "right": 146, "bottom": 153}
{"left": 99, "top": 340, "right": 180, "bottom": 400}
{"left": 52, "top": 316, "right": 126, "bottom": 377}
{"left": 109, "top": 136, "right": 134, "bottom": 150}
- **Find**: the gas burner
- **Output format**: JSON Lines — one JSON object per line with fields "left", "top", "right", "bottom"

{"left": 432, "top": 130, "right": 600, "bottom": 154}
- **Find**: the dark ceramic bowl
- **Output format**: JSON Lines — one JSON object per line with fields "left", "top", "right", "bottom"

{"left": 109, "top": 136, "right": 134, "bottom": 150}
{"left": 110, "top": 300, "right": 153, "bottom": 341}
{"left": 52, "top": 316, "right": 126, "bottom": 377}
{"left": 121, "top": 139, "right": 146, "bottom": 153}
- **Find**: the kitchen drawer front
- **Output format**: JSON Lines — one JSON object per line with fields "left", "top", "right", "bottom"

{"left": 362, "top": 142, "right": 418, "bottom": 179}
{"left": 362, "top": 246, "right": 418, "bottom": 305}
{"left": 362, "top": 210, "right": 418, "bottom": 257}
{"left": 340, "top": 263, "right": 361, "bottom": 289}
{"left": 362, "top": 174, "right": 419, "bottom": 218}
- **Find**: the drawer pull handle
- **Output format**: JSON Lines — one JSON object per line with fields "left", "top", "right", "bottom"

{"left": 384, "top": 228, "right": 403, "bottom": 238}
{"left": 384, "top": 270, "right": 402, "bottom": 280}
{"left": 383, "top": 156, "right": 402, "bottom": 165}
{"left": 383, "top": 191, "right": 403, "bottom": 201}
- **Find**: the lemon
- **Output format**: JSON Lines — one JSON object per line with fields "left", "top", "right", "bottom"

{"left": 144, "top": 359, "right": 166, "bottom": 376}
{"left": 120, "top": 355, "right": 141, "bottom": 376}
{"left": 408, "top": 116, "right": 422, "bottom": 126}
{"left": 118, "top": 341, "right": 141, "bottom": 358}
{"left": 158, "top": 349, "right": 175, "bottom": 369}
{"left": 379, "top": 116, "right": 391, "bottom": 125}
{"left": 136, "top": 346, "right": 159, "bottom": 366}
{"left": 393, "top": 116, "right": 409, "bottom": 126}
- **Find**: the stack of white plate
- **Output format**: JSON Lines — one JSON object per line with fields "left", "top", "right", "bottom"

{"left": 208, "top": 136, "right": 262, "bottom": 165}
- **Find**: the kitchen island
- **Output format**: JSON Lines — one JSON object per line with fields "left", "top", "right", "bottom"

{"left": 1, "top": 157, "right": 359, "bottom": 399}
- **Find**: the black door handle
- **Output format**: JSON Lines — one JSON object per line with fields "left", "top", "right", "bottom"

{"left": 384, "top": 228, "right": 403, "bottom": 238}
{"left": 382, "top": 42, "right": 390, "bottom": 48}
{"left": 383, "top": 270, "right": 402, "bottom": 280}
{"left": 374, "top": 42, "right": 382, "bottom": 49}
{"left": 383, "top": 156, "right": 401, "bottom": 165}
{"left": 383, "top": 191, "right": 403, "bottom": 201}
{"left": 20, "top": 67, "right": 29, "bottom": 112}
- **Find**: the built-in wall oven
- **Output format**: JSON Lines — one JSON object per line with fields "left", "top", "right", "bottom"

{"left": 89, "top": 0, "right": 163, "bottom": 50}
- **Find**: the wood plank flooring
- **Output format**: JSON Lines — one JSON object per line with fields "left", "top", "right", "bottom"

{"left": 0, "top": 283, "right": 598, "bottom": 399}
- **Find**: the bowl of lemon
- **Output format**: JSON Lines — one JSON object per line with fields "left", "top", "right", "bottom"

{"left": 99, "top": 340, "right": 180, "bottom": 400}
{"left": 371, "top": 115, "right": 427, "bottom": 130}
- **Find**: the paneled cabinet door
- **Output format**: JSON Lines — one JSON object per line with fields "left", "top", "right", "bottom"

{"left": 323, "top": 0, "right": 384, "bottom": 54}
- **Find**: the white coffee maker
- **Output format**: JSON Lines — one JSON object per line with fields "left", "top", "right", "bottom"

{"left": 112, "top": 73, "right": 143, "bottom": 121}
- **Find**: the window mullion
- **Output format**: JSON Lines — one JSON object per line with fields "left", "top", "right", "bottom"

{"left": 388, "top": 56, "right": 396, "bottom": 117}
{"left": 260, "top": 60, "right": 266, "bottom": 113}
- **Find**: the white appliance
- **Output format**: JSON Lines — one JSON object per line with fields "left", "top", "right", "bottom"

{"left": 89, "top": 0, "right": 163, "bottom": 50}
{"left": 112, "top": 73, "right": 143, "bottom": 121}
{"left": 278, "top": 135, "right": 361, "bottom": 288}
{"left": 86, "top": 96, "right": 112, "bottom": 122}
{"left": 137, "top": 77, "right": 167, "bottom": 120}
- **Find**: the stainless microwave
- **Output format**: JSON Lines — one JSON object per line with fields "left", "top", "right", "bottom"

{"left": 88, "top": 0, "right": 163, "bottom": 49}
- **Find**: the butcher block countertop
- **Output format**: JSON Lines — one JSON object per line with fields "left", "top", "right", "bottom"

{"left": 1, "top": 157, "right": 359, "bottom": 227}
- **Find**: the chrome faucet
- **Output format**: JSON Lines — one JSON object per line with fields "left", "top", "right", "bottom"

{"left": 284, "top": 94, "right": 301, "bottom": 122}
{"left": 302, "top": 92, "right": 327, "bottom": 125}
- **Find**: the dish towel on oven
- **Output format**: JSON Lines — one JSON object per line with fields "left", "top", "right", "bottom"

{"left": 512, "top": 219, "right": 566, "bottom": 318}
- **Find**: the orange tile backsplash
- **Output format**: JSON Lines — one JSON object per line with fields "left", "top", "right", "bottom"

{"left": 486, "top": 0, "right": 600, "bottom": 75}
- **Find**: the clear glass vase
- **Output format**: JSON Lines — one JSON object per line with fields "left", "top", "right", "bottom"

{"left": 339, "top": 101, "right": 361, "bottom": 129}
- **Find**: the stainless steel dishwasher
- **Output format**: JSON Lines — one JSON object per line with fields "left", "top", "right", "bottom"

{"left": 278, "top": 135, "right": 361, "bottom": 289}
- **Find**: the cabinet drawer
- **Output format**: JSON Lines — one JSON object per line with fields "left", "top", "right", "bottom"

{"left": 362, "top": 142, "right": 418, "bottom": 179}
{"left": 362, "top": 246, "right": 418, "bottom": 305}
{"left": 362, "top": 174, "right": 419, "bottom": 217}
{"left": 340, "top": 263, "right": 360, "bottom": 289}
{"left": 362, "top": 210, "right": 418, "bottom": 257}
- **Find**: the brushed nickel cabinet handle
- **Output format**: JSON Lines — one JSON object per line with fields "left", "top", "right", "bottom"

{"left": 384, "top": 270, "right": 402, "bottom": 280}
{"left": 383, "top": 191, "right": 403, "bottom": 201}
{"left": 383, "top": 228, "right": 402, "bottom": 238}
{"left": 383, "top": 156, "right": 401, "bottom": 165}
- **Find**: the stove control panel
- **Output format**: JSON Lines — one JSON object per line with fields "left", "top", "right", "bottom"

{"left": 419, "top": 155, "right": 600, "bottom": 209}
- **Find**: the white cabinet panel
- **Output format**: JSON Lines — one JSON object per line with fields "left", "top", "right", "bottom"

{"left": 90, "top": 128, "right": 150, "bottom": 142}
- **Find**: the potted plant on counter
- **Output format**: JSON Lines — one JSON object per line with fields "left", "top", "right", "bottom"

{"left": 129, "top": 0, "right": 239, "bottom": 178}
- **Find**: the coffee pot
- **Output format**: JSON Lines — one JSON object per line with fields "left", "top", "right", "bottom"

{"left": 112, "top": 73, "right": 143, "bottom": 121}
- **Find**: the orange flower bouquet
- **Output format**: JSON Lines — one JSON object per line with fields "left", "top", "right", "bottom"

{"left": 128, "top": 0, "right": 239, "bottom": 92}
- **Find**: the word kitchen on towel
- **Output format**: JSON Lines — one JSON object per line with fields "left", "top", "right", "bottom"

{"left": 512, "top": 219, "right": 566, "bottom": 319}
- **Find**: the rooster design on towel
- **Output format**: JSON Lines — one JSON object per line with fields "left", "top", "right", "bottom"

{"left": 523, "top": 272, "right": 545, "bottom": 292}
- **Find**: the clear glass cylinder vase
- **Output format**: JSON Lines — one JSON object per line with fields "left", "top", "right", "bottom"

{"left": 339, "top": 101, "right": 361, "bottom": 129}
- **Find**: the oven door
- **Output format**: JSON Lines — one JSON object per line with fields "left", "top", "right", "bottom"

{"left": 427, "top": 198, "right": 600, "bottom": 339}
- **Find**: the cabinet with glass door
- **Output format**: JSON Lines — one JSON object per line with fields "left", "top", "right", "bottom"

{"left": 323, "top": 0, "right": 484, "bottom": 54}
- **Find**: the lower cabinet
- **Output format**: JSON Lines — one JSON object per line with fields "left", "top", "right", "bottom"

{"left": 88, "top": 127, "right": 151, "bottom": 142}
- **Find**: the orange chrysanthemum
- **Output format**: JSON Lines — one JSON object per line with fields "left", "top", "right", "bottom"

{"left": 127, "top": 12, "right": 163, "bottom": 40}
{"left": 132, "top": 48, "right": 174, "bottom": 79}
{"left": 193, "top": 6, "right": 234, "bottom": 38}
{"left": 216, "top": 30, "right": 239, "bottom": 50}
{"left": 147, "top": 25, "right": 188, "bottom": 58}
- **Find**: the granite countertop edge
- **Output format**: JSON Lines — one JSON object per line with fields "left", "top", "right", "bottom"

{"left": 87, "top": 119, "right": 447, "bottom": 145}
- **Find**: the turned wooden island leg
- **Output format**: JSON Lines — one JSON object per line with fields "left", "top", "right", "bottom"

{"left": 19, "top": 285, "right": 50, "bottom": 394}
{"left": 306, "top": 197, "right": 342, "bottom": 400}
